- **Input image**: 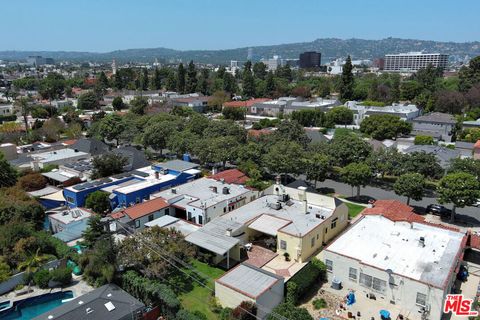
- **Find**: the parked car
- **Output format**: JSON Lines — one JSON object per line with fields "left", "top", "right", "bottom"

{"left": 473, "top": 200, "right": 480, "bottom": 207}
{"left": 426, "top": 204, "right": 450, "bottom": 216}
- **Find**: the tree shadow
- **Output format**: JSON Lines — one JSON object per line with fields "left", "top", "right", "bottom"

{"left": 317, "top": 187, "right": 335, "bottom": 195}
{"left": 344, "top": 195, "right": 376, "bottom": 204}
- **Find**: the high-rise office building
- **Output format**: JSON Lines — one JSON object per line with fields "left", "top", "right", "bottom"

{"left": 299, "top": 51, "right": 321, "bottom": 69}
{"left": 384, "top": 52, "right": 448, "bottom": 72}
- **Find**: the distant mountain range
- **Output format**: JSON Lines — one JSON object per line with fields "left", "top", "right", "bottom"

{"left": 1, "top": 38, "right": 479, "bottom": 64}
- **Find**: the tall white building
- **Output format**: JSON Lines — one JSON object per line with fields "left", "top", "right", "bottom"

{"left": 384, "top": 52, "right": 448, "bottom": 72}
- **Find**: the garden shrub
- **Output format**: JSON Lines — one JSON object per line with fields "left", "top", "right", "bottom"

{"left": 33, "top": 269, "right": 51, "bottom": 288}
{"left": 285, "top": 258, "right": 326, "bottom": 305}
{"left": 50, "top": 267, "right": 72, "bottom": 286}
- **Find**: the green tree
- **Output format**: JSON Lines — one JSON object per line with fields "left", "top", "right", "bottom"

{"left": 459, "top": 56, "right": 480, "bottom": 92}
{"left": 17, "top": 248, "right": 49, "bottom": 274}
{"left": 253, "top": 62, "right": 267, "bottom": 80}
{"left": 326, "top": 106, "right": 354, "bottom": 126}
{"left": 242, "top": 61, "right": 255, "bottom": 98}
{"left": 186, "top": 60, "right": 198, "bottom": 93}
{"left": 267, "top": 303, "right": 313, "bottom": 320}
{"left": 165, "top": 70, "right": 177, "bottom": 91}
{"left": 77, "top": 91, "right": 99, "bottom": 110}
{"left": 393, "top": 173, "right": 426, "bottom": 205}
{"left": 141, "top": 68, "right": 149, "bottom": 91}
{"left": 437, "top": 172, "right": 480, "bottom": 221}
{"left": 339, "top": 55, "right": 354, "bottom": 101}
{"left": 222, "top": 106, "right": 245, "bottom": 121}
{"left": 82, "top": 215, "right": 106, "bottom": 248}
{"left": 329, "top": 134, "right": 372, "bottom": 166}
{"left": 263, "top": 141, "right": 305, "bottom": 184}
{"left": 166, "top": 130, "right": 199, "bottom": 156}
{"left": 399, "top": 152, "right": 443, "bottom": 179}
{"left": 98, "top": 114, "right": 125, "bottom": 146}
{"left": 177, "top": 63, "right": 186, "bottom": 93}
{"left": 85, "top": 191, "right": 111, "bottom": 215}
{"left": 340, "top": 162, "right": 372, "bottom": 199}
{"left": 152, "top": 67, "right": 162, "bottom": 90}
{"left": 448, "top": 158, "right": 480, "bottom": 182}
{"left": 304, "top": 153, "right": 332, "bottom": 189}
{"left": 91, "top": 153, "right": 128, "bottom": 179}
{"left": 195, "top": 136, "right": 240, "bottom": 168}
{"left": 197, "top": 68, "right": 210, "bottom": 95}
{"left": 112, "top": 96, "right": 125, "bottom": 111}
{"left": 265, "top": 71, "right": 276, "bottom": 97}
{"left": 359, "top": 114, "right": 412, "bottom": 140}
{"left": 142, "top": 121, "right": 178, "bottom": 155}
{"left": 414, "top": 135, "right": 435, "bottom": 145}
{"left": 0, "top": 153, "right": 17, "bottom": 188}
{"left": 97, "top": 71, "right": 109, "bottom": 89}
{"left": 130, "top": 96, "right": 149, "bottom": 115}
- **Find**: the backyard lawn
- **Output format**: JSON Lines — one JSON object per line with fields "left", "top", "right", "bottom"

{"left": 179, "top": 259, "right": 225, "bottom": 319}
{"left": 344, "top": 201, "right": 366, "bottom": 218}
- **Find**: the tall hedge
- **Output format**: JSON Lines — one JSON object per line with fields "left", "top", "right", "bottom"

{"left": 285, "top": 258, "right": 326, "bottom": 305}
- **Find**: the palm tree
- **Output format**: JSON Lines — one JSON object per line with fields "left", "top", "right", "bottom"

{"left": 14, "top": 97, "right": 31, "bottom": 138}
{"left": 17, "top": 249, "right": 49, "bottom": 274}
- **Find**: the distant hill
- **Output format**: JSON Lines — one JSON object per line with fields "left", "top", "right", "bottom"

{"left": 1, "top": 38, "right": 479, "bottom": 64}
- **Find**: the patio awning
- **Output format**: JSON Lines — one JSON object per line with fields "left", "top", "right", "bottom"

{"left": 185, "top": 229, "right": 239, "bottom": 256}
{"left": 41, "top": 190, "right": 66, "bottom": 202}
{"left": 248, "top": 214, "right": 291, "bottom": 236}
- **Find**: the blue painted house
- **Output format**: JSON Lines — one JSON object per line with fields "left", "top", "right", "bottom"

{"left": 63, "top": 160, "right": 201, "bottom": 209}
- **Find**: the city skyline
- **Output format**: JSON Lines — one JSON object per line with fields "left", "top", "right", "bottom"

{"left": 1, "top": 0, "right": 479, "bottom": 52}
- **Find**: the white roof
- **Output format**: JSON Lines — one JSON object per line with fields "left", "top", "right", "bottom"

{"left": 48, "top": 207, "right": 92, "bottom": 225}
{"left": 32, "top": 148, "right": 88, "bottom": 163}
{"left": 144, "top": 215, "right": 200, "bottom": 236}
{"left": 326, "top": 215, "right": 465, "bottom": 288}
{"left": 248, "top": 214, "right": 291, "bottom": 236}
{"left": 28, "top": 186, "right": 61, "bottom": 197}
{"left": 217, "top": 263, "right": 282, "bottom": 298}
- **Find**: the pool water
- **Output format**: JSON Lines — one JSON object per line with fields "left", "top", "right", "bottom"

{"left": 0, "top": 291, "right": 74, "bottom": 320}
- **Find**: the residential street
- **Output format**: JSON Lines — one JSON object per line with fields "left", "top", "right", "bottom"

{"left": 301, "top": 177, "right": 480, "bottom": 226}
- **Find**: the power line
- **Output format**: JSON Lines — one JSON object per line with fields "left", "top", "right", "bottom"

{"left": 113, "top": 219, "right": 290, "bottom": 320}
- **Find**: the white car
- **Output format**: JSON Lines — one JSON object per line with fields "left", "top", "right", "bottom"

{"left": 474, "top": 200, "right": 480, "bottom": 207}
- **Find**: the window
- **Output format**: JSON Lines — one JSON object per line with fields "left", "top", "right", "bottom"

{"left": 311, "top": 237, "right": 315, "bottom": 248}
{"left": 136, "top": 197, "right": 140, "bottom": 204}
{"left": 325, "top": 259, "right": 333, "bottom": 272}
{"left": 165, "top": 208, "right": 169, "bottom": 216}
{"left": 372, "top": 278, "right": 387, "bottom": 292}
{"left": 135, "top": 220, "right": 140, "bottom": 228}
{"left": 416, "top": 293, "right": 427, "bottom": 306}
{"left": 349, "top": 268, "right": 357, "bottom": 281}
{"left": 325, "top": 227, "right": 328, "bottom": 234}
{"left": 280, "top": 240, "right": 287, "bottom": 250}
{"left": 66, "top": 196, "right": 74, "bottom": 204}
{"left": 223, "top": 207, "right": 226, "bottom": 213}
{"left": 359, "top": 273, "right": 372, "bottom": 287}
{"left": 198, "top": 215, "right": 203, "bottom": 225}
{"left": 316, "top": 234, "right": 319, "bottom": 240}
{"left": 187, "top": 212, "right": 192, "bottom": 220}
{"left": 331, "top": 217, "right": 338, "bottom": 229}
{"left": 148, "top": 214, "right": 154, "bottom": 222}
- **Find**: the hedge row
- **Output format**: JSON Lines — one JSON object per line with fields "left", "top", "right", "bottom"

{"left": 285, "top": 258, "right": 326, "bottom": 305}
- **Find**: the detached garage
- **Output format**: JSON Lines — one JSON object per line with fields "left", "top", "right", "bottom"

{"left": 215, "top": 263, "right": 284, "bottom": 319}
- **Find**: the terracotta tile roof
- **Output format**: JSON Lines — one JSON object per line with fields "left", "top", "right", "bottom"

{"left": 209, "top": 169, "right": 249, "bottom": 185}
{"left": 474, "top": 140, "right": 480, "bottom": 149}
{"left": 223, "top": 98, "right": 271, "bottom": 108}
{"left": 61, "top": 139, "right": 77, "bottom": 145}
{"left": 362, "top": 200, "right": 424, "bottom": 223}
{"left": 116, "top": 198, "right": 169, "bottom": 220}
{"left": 248, "top": 129, "right": 274, "bottom": 138}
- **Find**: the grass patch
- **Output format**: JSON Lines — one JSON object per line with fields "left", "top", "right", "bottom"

{"left": 344, "top": 202, "right": 366, "bottom": 218}
{"left": 313, "top": 298, "right": 328, "bottom": 309}
{"left": 179, "top": 260, "right": 225, "bottom": 319}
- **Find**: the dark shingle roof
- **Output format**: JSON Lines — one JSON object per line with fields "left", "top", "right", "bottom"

{"left": 70, "top": 138, "right": 109, "bottom": 156}
{"left": 404, "top": 145, "right": 460, "bottom": 168}
{"left": 412, "top": 112, "right": 456, "bottom": 124}
{"left": 33, "top": 284, "right": 144, "bottom": 320}
{"left": 111, "top": 146, "right": 150, "bottom": 171}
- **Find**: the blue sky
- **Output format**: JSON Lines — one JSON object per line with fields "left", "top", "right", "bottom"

{"left": 1, "top": 0, "right": 479, "bottom": 52}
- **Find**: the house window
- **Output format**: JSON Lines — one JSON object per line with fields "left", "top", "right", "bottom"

{"left": 416, "top": 293, "right": 427, "bottom": 306}
{"left": 372, "top": 278, "right": 387, "bottom": 292}
{"left": 325, "top": 259, "right": 333, "bottom": 272}
{"left": 136, "top": 197, "right": 140, "bottom": 204}
{"left": 223, "top": 207, "right": 226, "bottom": 213}
{"left": 135, "top": 220, "right": 140, "bottom": 228}
{"left": 198, "top": 215, "right": 203, "bottom": 225}
{"left": 187, "top": 212, "right": 192, "bottom": 220}
{"left": 165, "top": 208, "right": 170, "bottom": 216}
{"left": 325, "top": 227, "right": 328, "bottom": 234}
{"left": 359, "top": 273, "right": 373, "bottom": 288}
{"left": 148, "top": 214, "right": 154, "bottom": 222}
{"left": 311, "top": 237, "right": 315, "bottom": 248}
{"left": 280, "top": 240, "right": 287, "bottom": 250}
{"left": 316, "top": 234, "right": 319, "bottom": 240}
{"left": 331, "top": 218, "right": 338, "bottom": 229}
{"left": 349, "top": 268, "right": 357, "bottom": 281}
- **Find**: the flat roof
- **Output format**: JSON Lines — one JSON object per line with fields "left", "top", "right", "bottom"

{"left": 32, "top": 148, "right": 89, "bottom": 162}
{"left": 220, "top": 194, "right": 335, "bottom": 237}
{"left": 28, "top": 186, "right": 61, "bottom": 197}
{"left": 152, "top": 177, "right": 251, "bottom": 209}
{"left": 145, "top": 215, "right": 200, "bottom": 236}
{"left": 48, "top": 207, "right": 92, "bottom": 225}
{"left": 42, "top": 170, "right": 73, "bottom": 183}
{"left": 325, "top": 215, "right": 465, "bottom": 288}
{"left": 248, "top": 214, "right": 291, "bottom": 236}
{"left": 156, "top": 159, "right": 199, "bottom": 172}
{"left": 216, "top": 263, "right": 283, "bottom": 299}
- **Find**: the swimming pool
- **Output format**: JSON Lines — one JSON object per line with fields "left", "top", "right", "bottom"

{"left": 0, "top": 291, "right": 74, "bottom": 320}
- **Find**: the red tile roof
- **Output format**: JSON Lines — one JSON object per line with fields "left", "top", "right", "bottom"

{"left": 223, "top": 98, "right": 271, "bottom": 108}
{"left": 209, "top": 169, "right": 249, "bottom": 185}
{"left": 362, "top": 200, "right": 424, "bottom": 223}
{"left": 113, "top": 198, "right": 169, "bottom": 220}
{"left": 248, "top": 129, "right": 274, "bottom": 138}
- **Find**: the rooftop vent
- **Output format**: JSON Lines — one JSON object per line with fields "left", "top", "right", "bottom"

{"left": 419, "top": 236, "right": 425, "bottom": 247}
{"left": 172, "top": 188, "right": 176, "bottom": 194}
{"left": 86, "top": 307, "right": 94, "bottom": 314}
{"left": 222, "top": 187, "right": 229, "bottom": 195}
{"left": 210, "top": 186, "right": 218, "bottom": 193}
{"left": 269, "top": 202, "right": 282, "bottom": 210}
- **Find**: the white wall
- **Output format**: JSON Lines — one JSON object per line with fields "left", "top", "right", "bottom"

{"left": 319, "top": 250, "right": 448, "bottom": 320}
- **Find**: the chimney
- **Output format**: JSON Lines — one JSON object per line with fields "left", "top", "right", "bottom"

{"left": 275, "top": 175, "right": 281, "bottom": 185}
{"left": 222, "top": 187, "right": 229, "bottom": 195}
{"left": 419, "top": 236, "right": 425, "bottom": 247}
{"left": 297, "top": 186, "right": 308, "bottom": 214}
{"left": 225, "top": 228, "right": 232, "bottom": 237}
{"left": 171, "top": 188, "right": 176, "bottom": 194}
{"left": 220, "top": 178, "right": 225, "bottom": 184}
{"left": 154, "top": 171, "right": 159, "bottom": 179}
{"left": 210, "top": 186, "right": 217, "bottom": 193}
